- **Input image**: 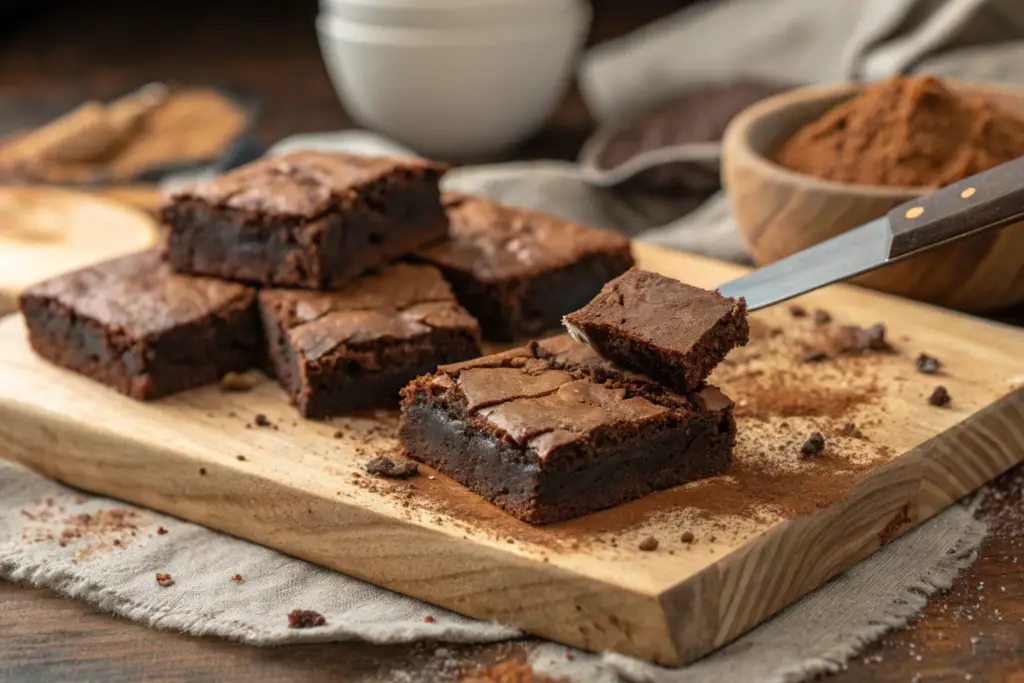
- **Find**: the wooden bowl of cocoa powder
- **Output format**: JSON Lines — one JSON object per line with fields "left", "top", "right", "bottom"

{"left": 722, "top": 76, "right": 1024, "bottom": 312}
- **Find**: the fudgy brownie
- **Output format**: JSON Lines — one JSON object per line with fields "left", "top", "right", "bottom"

{"left": 414, "top": 193, "right": 634, "bottom": 341}
{"left": 19, "top": 250, "right": 262, "bottom": 400}
{"left": 259, "top": 263, "right": 481, "bottom": 418}
{"left": 162, "top": 151, "right": 450, "bottom": 289}
{"left": 399, "top": 335, "right": 735, "bottom": 524}
{"left": 563, "top": 269, "right": 748, "bottom": 393}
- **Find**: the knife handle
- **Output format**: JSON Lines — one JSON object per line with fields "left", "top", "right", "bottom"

{"left": 887, "top": 155, "right": 1024, "bottom": 259}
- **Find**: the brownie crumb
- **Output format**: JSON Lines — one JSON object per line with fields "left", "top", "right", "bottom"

{"left": 156, "top": 526, "right": 168, "bottom": 535}
{"left": 219, "top": 372, "right": 253, "bottom": 392}
{"left": 333, "top": 430, "right": 344, "bottom": 439}
{"left": 155, "top": 572, "right": 174, "bottom": 588}
{"left": 916, "top": 353, "right": 942, "bottom": 374}
{"left": 833, "top": 322, "right": 891, "bottom": 354}
{"left": 813, "top": 309, "right": 832, "bottom": 325}
{"left": 254, "top": 413, "right": 271, "bottom": 427}
{"left": 638, "top": 536, "right": 660, "bottom": 551}
{"left": 928, "top": 385, "right": 951, "bottom": 407}
{"left": 789, "top": 304, "right": 807, "bottom": 318}
{"left": 113, "top": 539, "right": 122, "bottom": 547}
{"left": 838, "top": 422, "right": 863, "bottom": 438}
{"left": 800, "top": 432, "right": 826, "bottom": 458}
{"left": 231, "top": 574, "right": 243, "bottom": 583}
{"left": 199, "top": 468, "right": 207, "bottom": 476}
{"left": 800, "top": 350, "right": 829, "bottom": 363}
{"left": 680, "top": 531, "right": 695, "bottom": 544}
{"left": 364, "top": 456, "right": 419, "bottom": 479}
{"left": 424, "top": 615, "right": 436, "bottom": 623}
{"left": 287, "top": 609, "right": 326, "bottom": 629}
{"left": 236, "top": 455, "right": 247, "bottom": 462}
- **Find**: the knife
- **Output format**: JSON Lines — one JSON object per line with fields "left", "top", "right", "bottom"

{"left": 716, "top": 155, "right": 1024, "bottom": 310}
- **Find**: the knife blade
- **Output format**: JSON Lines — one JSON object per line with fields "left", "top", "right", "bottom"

{"left": 716, "top": 155, "right": 1024, "bottom": 310}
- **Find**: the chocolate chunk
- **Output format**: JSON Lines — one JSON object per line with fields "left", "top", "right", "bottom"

{"left": 813, "top": 309, "right": 832, "bottom": 325}
{"left": 287, "top": 609, "right": 326, "bottom": 629}
{"left": 638, "top": 536, "right": 660, "bottom": 551}
{"left": 364, "top": 456, "right": 419, "bottom": 479}
{"left": 680, "top": 531, "right": 695, "bottom": 544}
{"left": 916, "top": 353, "right": 942, "bottom": 374}
{"left": 789, "top": 304, "right": 807, "bottom": 318}
{"left": 928, "top": 386, "right": 951, "bottom": 407}
{"left": 800, "top": 432, "right": 825, "bottom": 458}
{"left": 801, "top": 350, "right": 829, "bottom": 363}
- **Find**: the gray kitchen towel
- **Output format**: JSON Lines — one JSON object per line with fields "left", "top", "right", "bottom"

{"left": 1, "top": 457, "right": 986, "bottom": 683}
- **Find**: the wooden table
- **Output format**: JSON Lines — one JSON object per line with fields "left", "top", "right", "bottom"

{"left": 3, "top": 1, "right": 1024, "bottom": 681}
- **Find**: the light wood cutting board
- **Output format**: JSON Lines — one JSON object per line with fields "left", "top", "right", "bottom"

{"left": 1, "top": 242, "right": 1023, "bottom": 666}
{"left": 0, "top": 186, "right": 161, "bottom": 315}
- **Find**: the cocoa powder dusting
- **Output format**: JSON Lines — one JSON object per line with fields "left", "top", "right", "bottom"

{"left": 775, "top": 75, "right": 1024, "bottom": 188}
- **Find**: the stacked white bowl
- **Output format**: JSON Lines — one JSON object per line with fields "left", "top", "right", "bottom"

{"left": 317, "top": 0, "right": 593, "bottom": 160}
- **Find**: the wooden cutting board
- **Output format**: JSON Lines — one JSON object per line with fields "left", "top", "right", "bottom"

{"left": 1, "top": 242, "right": 1023, "bottom": 666}
{"left": 0, "top": 186, "right": 161, "bottom": 315}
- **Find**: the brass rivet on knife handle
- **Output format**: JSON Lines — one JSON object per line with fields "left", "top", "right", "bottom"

{"left": 886, "top": 155, "right": 1024, "bottom": 259}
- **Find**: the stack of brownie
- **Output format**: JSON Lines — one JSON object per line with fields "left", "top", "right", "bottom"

{"left": 19, "top": 151, "right": 635, "bottom": 417}
{"left": 398, "top": 269, "right": 749, "bottom": 524}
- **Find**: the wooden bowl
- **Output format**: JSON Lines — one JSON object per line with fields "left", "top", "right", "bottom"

{"left": 722, "top": 80, "right": 1024, "bottom": 312}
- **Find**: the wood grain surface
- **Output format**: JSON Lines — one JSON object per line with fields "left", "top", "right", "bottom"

{"left": 0, "top": 186, "right": 160, "bottom": 315}
{"left": 3, "top": 243, "right": 1023, "bottom": 666}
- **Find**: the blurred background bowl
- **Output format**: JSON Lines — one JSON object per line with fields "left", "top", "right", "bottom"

{"left": 320, "top": 0, "right": 583, "bottom": 29}
{"left": 316, "top": 6, "right": 591, "bottom": 161}
{"left": 722, "top": 80, "right": 1024, "bottom": 313}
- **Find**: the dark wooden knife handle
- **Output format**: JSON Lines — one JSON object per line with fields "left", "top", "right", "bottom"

{"left": 887, "top": 155, "right": 1024, "bottom": 259}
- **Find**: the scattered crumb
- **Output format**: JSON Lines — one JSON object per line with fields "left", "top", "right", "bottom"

{"left": 916, "top": 353, "right": 942, "bottom": 375}
{"left": 155, "top": 572, "right": 174, "bottom": 587}
{"left": 789, "top": 305, "right": 807, "bottom": 318}
{"left": 254, "top": 413, "right": 271, "bottom": 427}
{"left": 928, "top": 386, "right": 951, "bottom": 407}
{"left": 424, "top": 615, "right": 436, "bottom": 623}
{"left": 364, "top": 456, "right": 419, "bottom": 479}
{"left": 680, "top": 531, "right": 695, "bottom": 544}
{"left": 801, "top": 350, "right": 830, "bottom": 363}
{"left": 801, "top": 432, "right": 826, "bottom": 458}
{"left": 638, "top": 536, "right": 659, "bottom": 551}
{"left": 219, "top": 372, "right": 253, "bottom": 392}
{"left": 199, "top": 468, "right": 207, "bottom": 476}
{"left": 236, "top": 455, "right": 247, "bottom": 462}
{"left": 333, "top": 430, "right": 344, "bottom": 439}
{"left": 156, "top": 526, "right": 168, "bottom": 535}
{"left": 813, "top": 309, "right": 832, "bottom": 325}
{"left": 231, "top": 573, "right": 243, "bottom": 583}
{"left": 287, "top": 609, "right": 326, "bottom": 629}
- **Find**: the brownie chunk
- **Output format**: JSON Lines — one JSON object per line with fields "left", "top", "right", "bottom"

{"left": 259, "top": 263, "right": 481, "bottom": 418}
{"left": 414, "top": 193, "right": 633, "bottom": 341}
{"left": 563, "top": 269, "right": 748, "bottom": 393}
{"left": 162, "top": 151, "right": 450, "bottom": 289}
{"left": 19, "top": 250, "right": 261, "bottom": 400}
{"left": 399, "top": 335, "right": 735, "bottom": 524}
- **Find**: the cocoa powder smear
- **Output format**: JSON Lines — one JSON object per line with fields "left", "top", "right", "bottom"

{"left": 775, "top": 75, "right": 1024, "bottom": 187}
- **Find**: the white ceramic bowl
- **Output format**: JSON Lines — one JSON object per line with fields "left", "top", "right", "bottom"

{"left": 320, "top": 0, "right": 582, "bottom": 29}
{"left": 316, "top": 11, "right": 591, "bottom": 160}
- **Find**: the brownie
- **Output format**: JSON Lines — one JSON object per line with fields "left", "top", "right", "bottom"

{"left": 399, "top": 335, "right": 735, "bottom": 524}
{"left": 19, "top": 250, "right": 262, "bottom": 400}
{"left": 162, "top": 151, "right": 451, "bottom": 289}
{"left": 259, "top": 263, "right": 481, "bottom": 418}
{"left": 563, "top": 269, "right": 748, "bottom": 393}
{"left": 413, "top": 193, "right": 634, "bottom": 341}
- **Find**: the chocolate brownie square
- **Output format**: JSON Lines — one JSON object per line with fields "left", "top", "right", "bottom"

{"left": 413, "top": 193, "right": 633, "bottom": 341}
{"left": 162, "top": 151, "right": 450, "bottom": 289}
{"left": 399, "top": 335, "right": 735, "bottom": 524}
{"left": 563, "top": 269, "right": 748, "bottom": 393}
{"left": 19, "top": 250, "right": 262, "bottom": 400}
{"left": 259, "top": 263, "right": 481, "bottom": 418}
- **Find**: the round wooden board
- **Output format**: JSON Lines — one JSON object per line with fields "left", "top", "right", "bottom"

{"left": 0, "top": 186, "right": 161, "bottom": 314}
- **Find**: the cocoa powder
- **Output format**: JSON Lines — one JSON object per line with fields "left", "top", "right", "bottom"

{"left": 775, "top": 75, "right": 1024, "bottom": 187}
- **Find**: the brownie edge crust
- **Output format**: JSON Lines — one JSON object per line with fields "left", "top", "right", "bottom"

{"left": 398, "top": 336, "right": 735, "bottom": 524}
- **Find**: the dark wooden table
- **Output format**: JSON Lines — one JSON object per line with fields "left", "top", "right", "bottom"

{"left": 3, "top": 1, "right": 1024, "bottom": 681}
